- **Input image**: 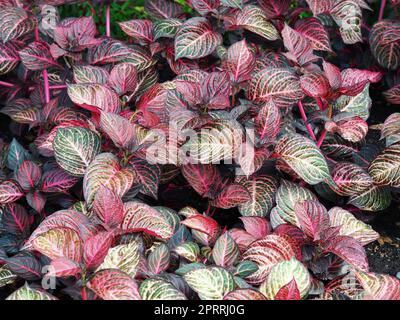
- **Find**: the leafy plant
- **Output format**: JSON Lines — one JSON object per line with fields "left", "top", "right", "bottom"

{"left": 0, "top": 0, "right": 399, "bottom": 301}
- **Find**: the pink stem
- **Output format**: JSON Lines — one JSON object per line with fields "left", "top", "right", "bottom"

{"left": 42, "top": 70, "right": 50, "bottom": 103}
{"left": 49, "top": 84, "right": 67, "bottom": 90}
{"left": 106, "top": 5, "right": 111, "bottom": 37}
{"left": 379, "top": 0, "right": 386, "bottom": 20}
{"left": 34, "top": 27, "right": 50, "bottom": 104}
{"left": 298, "top": 101, "right": 317, "bottom": 141}
{"left": 81, "top": 287, "right": 87, "bottom": 301}
{"left": 317, "top": 129, "right": 327, "bottom": 148}
{"left": 0, "top": 81, "right": 15, "bottom": 88}
{"left": 315, "top": 97, "right": 324, "bottom": 111}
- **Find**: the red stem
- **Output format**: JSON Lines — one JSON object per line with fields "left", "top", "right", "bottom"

{"left": 378, "top": 0, "right": 386, "bottom": 20}
{"left": 315, "top": 97, "right": 324, "bottom": 111}
{"left": 317, "top": 129, "right": 327, "bottom": 148}
{"left": 298, "top": 101, "right": 317, "bottom": 141}
{"left": 106, "top": 5, "right": 111, "bottom": 37}
{"left": 0, "top": 81, "right": 14, "bottom": 88}
{"left": 81, "top": 287, "right": 87, "bottom": 301}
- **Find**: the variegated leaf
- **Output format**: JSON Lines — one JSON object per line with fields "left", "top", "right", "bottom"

{"left": 67, "top": 84, "right": 121, "bottom": 114}
{"left": 348, "top": 185, "right": 391, "bottom": 212}
{"left": 175, "top": 17, "right": 222, "bottom": 59}
{"left": 183, "top": 266, "right": 235, "bottom": 300}
{"left": 121, "top": 201, "right": 174, "bottom": 240}
{"left": 294, "top": 200, "right": 329, "bottom": 241}
{"left": 145, "top": 0, "right": 183, "bottom": 19}
{"left": 224, "top": 288, "right": 267, "bottom": 300}
{"left": 282, "top": 23, "right": 318, "bottom": 66}
{"left": 300, "top": 72, "right": 330, "bottom": 98}
{"left": 0, "top": 180, "right": 24, "bottom": 204}
{"left": 88, "top": 269, "right": 141, "bottom": 300}
{"left": 93, "top": 186, "right": 124, "bottom": 229}
{"left": 330, "top": 0, "right": 363, "bottom": 44}
{"left": 6, "top": 283, "right": 57, "bottom": 300}
{"left": 248, "top": 67, "right": 304, "bottom": 107}
{"left": 0, "top": 7, "right": 36, "bottom": 43}
{"left": 96, "top": 241, "right": 141, "bottom": 278}
{"left": 384, "top": 85, "right": 400, "bottom": 105}
{"left": 210, "top": 184, "right": 251, "bottom": 209}
{"left": 182, "top": 119, "right": 243, "bottom": 163}
{"left": 19, "top": 41, "right": 59, "bottom": 71}
{"left": 108, "top": 62, "right": 138, "bottom": 95}
{"left": 153, "top": 19, "right": 182, "bottom": 40}
{"left": 369, "top": 142, "right": 400, "bottom": 187}
{"left": 240, "top": 217, "right": 270, "bottom": 240}
{"left": 175, "top": 242, "right": 200, "bottom": 262}
{"left": 242, "top": 235, "right": 296, "bottom": 285}
{"left": 212, "top": 232, "right": 240, "bottom": 267}
{"left": 236, "top": 5, "right": 280, "bottom": 41}
{"left": 330, "top": 162, "right": 373, "bottom": 196}
{"left": 236, "top": 175, "right": 279, "bottom": 217}
{"left": 31, "top": 227, "right": 83, "bottom": 263}
{"left": 119, "top": 19, "right": 154, "bottom": 43}
{"left": 355, "top": 270, "right": 400, "bottom": 300}
{"left": 181, "top": 214, "right": 220, "bottom": 241}
{"left": 260, "top": 258, "right": 311, "bottom": 300}
{"left": 73, "top": 65, "right": 109, "bottom": 85}
{"left": 322, "top": 235, "right": 369, "bottom": 271}
{"left": 295, "top": 17, "right": 332, "bottom": 52}
{"left": 140, "top": 278, "right": 186, "bottom": 300}
{"left": 275, "top": 134, "right": 330, "bottom": 185}
{"left": 83, "top": 153, "right": 135, "bottom": 206}
{"left": 0, "top": 41, "right": 20, "bottom": 75}
{"left": 222, "top": 39, "right": 255, "bottom": 83}
{"left": 181, "top": 164, "right": 222, "bottom": 199}
{"left": 192, "top": 0, "right": 220, "bottom": 15}
{"left": 0, "top": 267, "right": 16, "bottom": 288}
{"left": 369, "top": 20, "right": 400, "bottom": 70}
{"left": 15, "top": 160, "right": 41, "bottom": 192}
{"left": 221, "top": 0, "right": 242, "bottom": 9}
{"left": 40, "top": 168, "right": 78, "bottom": 193}
{"left": 83, "top": 231, "right": 114, "bottom": 270}
{"left": 129, "top": 157, "right": 161, "bottom": 199}
{"left": 275, "top": 180, "right": 318, "bottom": 226}
{"left": 258, "top": 0, "right": 290, "bottom": 18}
{"left": 147, "top": 243, "right": 170, "bottom": 275}
{"left": 381, "top": 113, "right": 400, "bottom": 139}
{"left": 328, "top": 207, "right": 379, "bottom": 246}
{"left": 53, "top": 126, "right": 101, "bottom": 177}
{"left": 255, "top": 100, "right": 281, "bottom": 143}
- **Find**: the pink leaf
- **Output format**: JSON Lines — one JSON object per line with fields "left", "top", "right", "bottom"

{"left": 83, "top": 231, "right": 115, "bottom": 270}
{"left": 181, "top": 214, "right": 220, "bottom": 240}
{"left": 15, "top": 160, "right": 41, "bottom": 191}
{"left": 274, "top": 278, "right": 301, "bottom": 300}
{"left": 294, "top": 200, "right": 330, "bottom": 241}
{"left": 240, "top": 217, "right": 270, "bottom": 239}
{"left": 222, "top": 39, "right": 255, "bottom": 83}
{"left": 93, "top": 186, "right": 124, "bottom": 229}
{"left": 210, "top": 183, "right": 251, "bottom": 209}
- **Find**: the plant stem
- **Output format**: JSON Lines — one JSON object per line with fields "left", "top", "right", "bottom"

{"left": 298, "top": 101, "right": 317, "bottom": 141}
{"left": 81, "top": 287, "right": 87, "bottom": 301}
{"left": 49, "top": 84, "right": 67, "bottom": 90}
{"left": 317, "top": 129, "right": 327, "bottom": 148}
{"left": 379, "top": 0, "right": 386, "bottom": 20}
{"left": 315, "top": 97, "right": 324, "bottom": 111}
{"left": 106, "top": 4, "right": 111, "bottom": 37}
{"left": 43, "top": 69, "right": 50, "bottom": 103}
{"left": 0, "top": 81, "right": 14, "bottom": 88}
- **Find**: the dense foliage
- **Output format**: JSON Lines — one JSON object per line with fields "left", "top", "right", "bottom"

{"left": 0, "top": 0, "right": 399, "bottom": 300}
